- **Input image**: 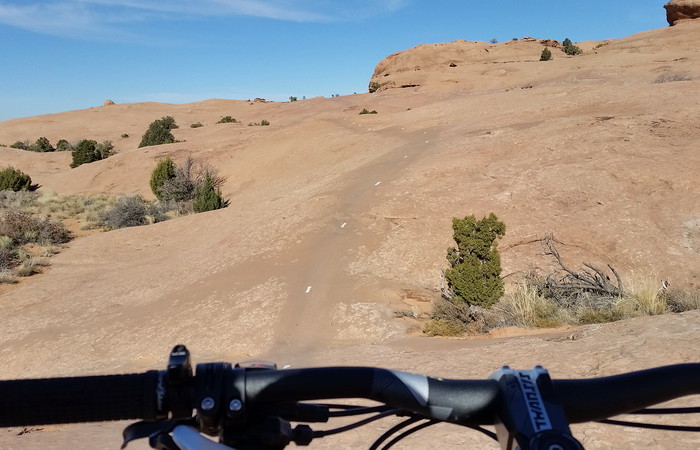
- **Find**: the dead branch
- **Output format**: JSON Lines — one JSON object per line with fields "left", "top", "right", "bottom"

{"left": 539, "top": 235, "right": 623, "bottom": 303}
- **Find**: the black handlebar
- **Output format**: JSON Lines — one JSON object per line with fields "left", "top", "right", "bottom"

{"left": 0, "top": 372, "right": 161, "bottom": 427}
{"left": 555, "top": 363, "right": 700, "bottom": 422}
{"left": 244, "top": 367, "right": 501, "bottom": 424}
{"left": 0, "top": 363, "right": 698, "bottom": 429}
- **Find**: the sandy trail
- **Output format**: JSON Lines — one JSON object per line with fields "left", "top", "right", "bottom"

{"left": 269, "top": 125, "right": 445, "bottom": 356}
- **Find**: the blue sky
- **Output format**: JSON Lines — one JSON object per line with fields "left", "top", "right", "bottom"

{"left": 1, "top": 1, "right": 668, "bottom": 121}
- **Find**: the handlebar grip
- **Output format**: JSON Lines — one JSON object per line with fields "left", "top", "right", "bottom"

{"left": 0, "top": 371, "right": 160, "bottom": 427}
{"left": 555, "top": 363, "right": 700, "bottom": 422}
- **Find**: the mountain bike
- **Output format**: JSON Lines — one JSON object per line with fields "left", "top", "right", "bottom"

{"left": 0, "top": 345, "right": 697, "bottom": 449}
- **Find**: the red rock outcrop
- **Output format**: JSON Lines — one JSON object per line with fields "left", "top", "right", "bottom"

{"left": 665, "top": 0, "right": 700, "bottom": 25}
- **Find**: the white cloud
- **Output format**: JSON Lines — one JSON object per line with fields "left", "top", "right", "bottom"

{"left": 0, "top": 1, "right": 137, "bottom": 38}
{"left": 78, "top": 0, "right": 409, "bottom": 21}
{"left": 0, "top": 0, "right": 409, "bottom": 40}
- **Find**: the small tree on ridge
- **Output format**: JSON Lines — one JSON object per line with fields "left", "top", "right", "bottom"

{"left": 139, "top": 116, "right": 178, "bottom": 148}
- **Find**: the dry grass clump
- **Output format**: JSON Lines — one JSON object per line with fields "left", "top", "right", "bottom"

{"left": 99, "top": 195, "right": 185, "bottom": 230}
{"left": 0, "top": 194, "right": 75, "bottom": 283}
{"left": 0, "top": 209, "right": 71, "bottom": 245}
{"left": 34, "top": 192, "right": 113, "bottom": 227}
{"left": 0, "top": 190, "right": 39, "bottom": 210}
{"left": 423, "top": 319, "right": 466, "bottom": 337}
{"left": 0, "top": 269, "right": 17, "bottom": 284}
{"left": 1, "top": 190, "right": 180, "bottom": 231}
{"left": 1, "top": 190, "right": 114, "bottom": 229}
{"left": 0, "top": 236, "right": 15, "bottom": 271}
{"left": 663, "top": 288, "right": 700, "bottom": 312}
{"left": 496, "top": 281, "right": 565, "bottom": 328}
{"left": 392, "top": 309, "right": 419, "bottom": 319}
{"left": 617, "top": 274, "right": 666, "bottom": 316}
{"left": 0, "top": 189, "right": 186, "bottom": 284}
{"left": 0, "top": 209, "right": 70, "bottom": 282}
{"left": 16, "top": 254, "right": 49, "bottom": 277}
{"left": 423, "top": 298, "right": 501, "bottom": 335}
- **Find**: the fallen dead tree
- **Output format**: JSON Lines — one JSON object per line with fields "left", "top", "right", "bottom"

{"left": 532, "top": 235, "right": 624, "bottom": 307}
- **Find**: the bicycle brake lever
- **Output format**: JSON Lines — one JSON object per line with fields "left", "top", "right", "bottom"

{"left": 121, "top": 419, "right": 196, "bottom": 449}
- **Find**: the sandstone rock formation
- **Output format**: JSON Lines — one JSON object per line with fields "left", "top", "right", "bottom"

{"left": 665, "top": 0, "right": 700, "bottom": 25}
{"left": 102, "top": 99, "right": 115, "bottom": 106}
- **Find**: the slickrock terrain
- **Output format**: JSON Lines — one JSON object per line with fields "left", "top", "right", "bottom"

{"left": 0, "top": 16, "right": 698, "bottom": 449}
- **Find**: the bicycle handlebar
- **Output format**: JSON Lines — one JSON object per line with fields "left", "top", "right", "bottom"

{"left": 0, "top": 372, "right": 160, "bottom": 427}
{"left": 0, "top": 363, "right": 698, "bottom": 428}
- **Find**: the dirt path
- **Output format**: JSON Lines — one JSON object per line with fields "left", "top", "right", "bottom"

{"left": 269, "top": 123, "right": 446, "bottom": 356}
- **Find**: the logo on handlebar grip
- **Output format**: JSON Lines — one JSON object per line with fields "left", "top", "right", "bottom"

{"left": 515, "top": 370, "right": 552, "bottom": 432}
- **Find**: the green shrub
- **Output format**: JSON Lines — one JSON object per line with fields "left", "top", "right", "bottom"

{"left": 368, "top": 81, "right": 381, "bottom": 93}
{"left": 289, "top": 96, "right": 298, "bottom": 102}
{"left": 444, "top": 213, "right": 505, "bottom": 308}
{"left": 190, "top": 122, "right": 204, "bottom": 128}
{"left": 10, "top": 141, "right": 30, "bottom": 150}
{"left": 0, "top": 167, "right": 33, "bottom": 192}
{"left": 217, "top": 116, "right": 238, "bottom": 124}
{"left": 562, "top": 38, "right": 582, "bottom": 56}
{"left": 359, "top": 108, "right": 378, "bottom": 115}
{"left": 56, "top": 139, "right": 72, "bottom": 151}
{"left": 31, "top": 137, "right": 54, "bottom": 152}
{"left": 152, "top": 157, "right": 227, "bottom": 212}
{"left": 193, "top": 174, "right": 226, "bottom": 213}
{"left": 158, "top": 158, "right": 197, "bottom": 202}
{"left": 150, "top": 158, "right": 177, "bottom": 200}
{"left": 260, "top": 119, "right": 270, "bottom": 126}
{"left": 139, "top": 116, "right": 178, "bottom": 148}
{"left": 564, "top": 44, "right": 582, "bottom": 55}
{"left": 70, "top": 139, "right": 102, "bottom": 168}
{"left": 540, "top": 48, "right": 552, "bottom": 61}
{"left": 100, "top": 195, "right": 148, "bottom": 229}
